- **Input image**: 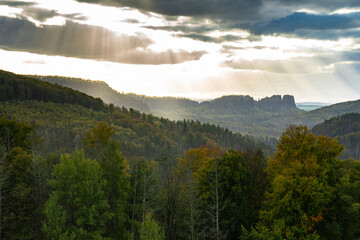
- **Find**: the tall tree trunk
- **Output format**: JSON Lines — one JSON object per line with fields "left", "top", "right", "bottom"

{"left": 131, "top": 162, "right": 138, "bottom": 235}
{"left": 215, "top": 159, "right": 219, "bottom": 240}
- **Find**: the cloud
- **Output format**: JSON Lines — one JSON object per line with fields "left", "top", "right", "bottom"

{"left": 146, "top": 24, "right": 251, "bottom": 43}
{"left": 0, "top": 16, "right": 205, "bottom": 64}
{"left": 145, "top": 25, "right": 216, "bottom": 34}
{"left": 22, "top": 60, "right": 46, "bottom": 64}
{"left": 75, "top": 0, "right": 263, "bottom": 21}
{"left": 223, "top": 58, "right": 324, "bottom": 74}
{"left": 0, "top": 1, "right": 36, "bottom": 7}
{"left": 71, "top": 0, "right": 360, "bottom": 42}
{"left": 222, "top": 49, "right": 360, "bottom": 74}
{"left": 175, "top": 33, "right": 243, "bottom": 43}
{"left": 21, "top": 7, "right": 58, "bottom": 22}
{"left": 275, "top": 0, "right": 360, "bottom": 11}
{"left": 246, "top": 12, "right": 360, "bottom": 39}
{"left": 73, "top": 0, "right": 360, "bottom": 24}
{"left": 122, "top": 18, "right": 140, "bottom": 24}
{"left": 20, "top": 7, "right": 88, "bottom": 22}
{"left": 0, "top": 1, "right": 88, "bottom": 22}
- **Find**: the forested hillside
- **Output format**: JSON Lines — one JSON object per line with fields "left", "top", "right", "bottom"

{"left": 31, "top": 75, "right": 151, "bottom": 113}
{"left": 0, "top": 70, "right": 105, "bottom": 111}
{"left": 130, "top": 94, "right": 302, "bottom": 137}
{"left": 312, "top": 113, "right": 360, "bottom": 160}
{"left": 0, "top": 71, "right": 272, "bottom": 159}
{"left": 32, "top": 74, "right": 360, "bottom": 139}
{"left": 0, "top": 70, "right": 359, "bottom": 240}
{"left": 266, "top": 99, "right": 360, "bottom": 132}
{"left": 29, "top": 74, "right": 299, "bottom": 137}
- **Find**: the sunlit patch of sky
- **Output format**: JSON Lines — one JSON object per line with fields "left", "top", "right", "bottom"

{"left": 0, "top": 0, "right": 359, "bottom": 102}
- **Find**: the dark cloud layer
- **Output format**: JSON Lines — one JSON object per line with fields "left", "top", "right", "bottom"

{"left": 75, "top": 0, "right": 263, "bottom": 21}
{"left": 248, "top": 12, "right": 360, "bottom": 39}
{"left": 145, "top": 25, "right": 216, "bottom": 34}
{"left": 0, "top": 16, "right": 205, "bottom": 64}
{"left": 21, "top": 7, "right": 88, "bottom": 22}
{"left": 176, "top": 33, "right": 243, "bottom": 43}
{"left": 0, "top": 1, "right": 36, "bottom": 7}
{"left": 73, "top": 0, "right": 360, "bottom": 42}
{"left": 74, "top": 0, "right": 360, "bottom": 23}
{"left": 275, "top": 0, "right": 360, "bottom": 11}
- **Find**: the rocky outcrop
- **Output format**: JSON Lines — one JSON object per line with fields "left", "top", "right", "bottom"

{"left": 256, "top": 95, "right": 296, "bottom": 112}
{"left": 199, "top": 94, "right": 297, "bottom": 114}
{"left": 282, "top": 95, "right": 296, "bottom": 108}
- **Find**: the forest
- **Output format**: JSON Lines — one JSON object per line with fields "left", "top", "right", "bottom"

{"left": 32, "top": 74, "right": 360, "bottom": 139}
{"left": 0, "top": 71, "right": 360, "bottom": 240}
{"left": 311, "top": 113, "right": 360, "bottom": 160}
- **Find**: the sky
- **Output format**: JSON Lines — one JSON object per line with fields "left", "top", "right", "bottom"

{"left": 0, "top": 0, "right": 360, "bottom": 103}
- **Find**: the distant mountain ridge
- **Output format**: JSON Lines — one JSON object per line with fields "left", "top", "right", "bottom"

{"left": 30, "top": 75, "right": 151, "bottom": 114}
{"left": 29, "top": 74, "right": 297, "bottom": 115}
{"left": 131, "top": 94, "right": 297, "bottom": 114}
{"left": 130, "top": 94, "right": 301, "bottom": 138}
{"left": 28, "top": 72, "right": 360, "bottom": 138}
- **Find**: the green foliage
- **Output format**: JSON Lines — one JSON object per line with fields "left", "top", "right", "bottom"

{"left": 129, "top": 157, "right": 159, "bottom": 234}
{"left": 265, "top": 100, "right": 360, "bottom": 138}
{"left": 4, "top": 70, "right": 360, "bottom": 240}
{"left": 251, "top": 126, "right": 343, "bottom": 240}
{"left": 32, "top": 75, "right": 151, "bottom": 114}
{"left": 173, "top": 147, "right": 218, "bottom": 240}
{"left": 195, "top": 149, "right": 267, "bottom": 240}
{"left": 83, "top": 122, "right": 115, "bottom": 159}
{"left": 312, "top": 113, "right": 360, "bottom": 138}
{"left": 0, "top": 116, "right": 33, "bottom": 155}
{"left": 100, "top": 141, "right": 131, "bottom": 239}
{"left": 316, "top": 159, "right": 360, "bottom": 239}
{"left": 0, "top": 70, "right": 106, "bottom": 111}
{"left": 1, "top": 147, "right": 36, "bottom": 240}
{"left": 43, "top": 151, "right": 111, "bottom": 239}
{"left": 311, "top": 113, "right": 360, "bottom": 160}
{"left": 139, "top": 213, "right": 165, "bottom": 240}
{"left": 156, "top": 152, "right": 185, "bottom": 240}
{"left": 0, "top": 100, "right": 272, "bottom": 160}
{"left": 0, "top": 117, "right": 37, "bottom": 239}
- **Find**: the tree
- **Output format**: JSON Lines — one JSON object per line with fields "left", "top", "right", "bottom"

{"left": 196, "top": 155, "right": 223, "bottom": 240}
{"left": 0, "top": 116, "right": 33, "bottom": 156}
{"left": 139, "top": 213, "right": 165, "bottom": 240}
{"left": 0, "top": 117, "right": 36, "bottom": 239}
{"left": 196, "top": 149, "right": 254, "bottom": 240}
{"left": 43, "top": 151, "right": 111, "bottom": 239}
{"left": 129, "top": 157, "right": 160, "bottom": 237}
{"left": 245, "top": 126, "right": 344, "bottom": 240}
{"left": 175, "top": 147, "right": 217, "bottom": 240}
{"left": 316, "top": 159, "right": 360, "bottom": 240}
{"left": 157, "top": 152, "right": 184, "bottom": 240}
{"left": 84, "top": 123, "right": 132, "bottom": 239}
{"left": 83, "top": 122, "right": 114, "bottom": 160}
{"left": 1, "top": 147, "right": 36, "bottom": 240}
{"left": 100, "top": 141, "right": 130, "bottom": 239}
